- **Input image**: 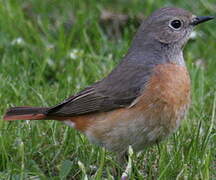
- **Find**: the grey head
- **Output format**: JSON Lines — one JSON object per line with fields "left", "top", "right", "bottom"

{"left": 128, "top": 7, "right": 214, "bottom": 66}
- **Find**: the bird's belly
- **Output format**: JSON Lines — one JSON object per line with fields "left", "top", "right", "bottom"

{"left": 85, "top": 101, "right": 188, "bottom": 153}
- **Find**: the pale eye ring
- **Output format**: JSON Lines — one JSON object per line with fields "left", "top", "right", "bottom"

{"left": 169, "top": 19, "right": 182, "bottom": 30}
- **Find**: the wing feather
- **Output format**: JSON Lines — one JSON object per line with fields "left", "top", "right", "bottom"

{"left": 46, "top": 61, "right": 152, "bottom": 117}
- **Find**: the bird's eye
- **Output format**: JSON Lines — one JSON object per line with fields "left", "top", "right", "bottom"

{"left": 169, "top": 19, "right": 182, "bottom": 30}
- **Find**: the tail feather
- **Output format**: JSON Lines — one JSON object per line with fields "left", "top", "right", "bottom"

{"left": 3, "top": 107, "right": 49, "bottom": 121}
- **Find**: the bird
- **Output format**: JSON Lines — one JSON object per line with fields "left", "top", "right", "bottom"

{"left": 3, "top": 7, "right": 214, "bottom": 156}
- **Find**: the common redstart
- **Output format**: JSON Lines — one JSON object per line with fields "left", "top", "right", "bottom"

{"left": 3, "top": 7, "right": 214, "bottom": 155}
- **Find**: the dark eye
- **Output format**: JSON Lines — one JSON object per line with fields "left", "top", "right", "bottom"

{"left": 169, "top": 19, "right": 182, "bottom": 30}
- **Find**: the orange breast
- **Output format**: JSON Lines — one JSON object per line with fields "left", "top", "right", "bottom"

{"left": 134, "top": 63, "right": 191, "bottom": 130}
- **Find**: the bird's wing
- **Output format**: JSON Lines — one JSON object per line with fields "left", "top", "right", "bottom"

{"left": 46, "top": 86, "right": 132, "bottom": 116}
{"left": 46, "top": 62, "right": 152, "bottom": 116}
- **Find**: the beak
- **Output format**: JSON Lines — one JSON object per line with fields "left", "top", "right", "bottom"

{"left": 191, "top": 16, "right": 214, "bottom": 26}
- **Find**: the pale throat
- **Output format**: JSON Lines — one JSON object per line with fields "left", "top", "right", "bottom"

{"left": 170, "top": 50, "right": 185, "bottom": 66}
{"left": 162, "top": 44, "right": 185, "bottom": 66}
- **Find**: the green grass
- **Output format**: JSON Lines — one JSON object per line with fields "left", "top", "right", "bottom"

{"left": 0, "top": 0, "right": 216, "bottom": 179}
